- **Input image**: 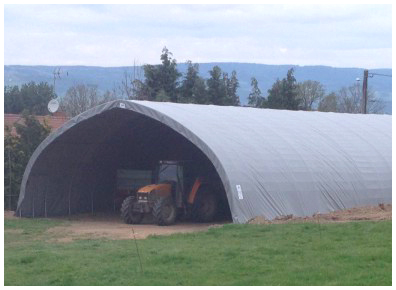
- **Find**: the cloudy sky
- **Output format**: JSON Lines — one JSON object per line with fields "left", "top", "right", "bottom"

{"left": 4, "top": 4, "right": 392, "bottom": 68}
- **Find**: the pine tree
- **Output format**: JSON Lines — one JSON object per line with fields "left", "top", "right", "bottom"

{"left": 226, "top": 71, "right": 240, "bottom": 106}
{"left": 207, "top": 66, "right": 226, "bottom": 105}
{"left": 179, "top": 61, "right": 201, "bottom": 103}
{"left": 192, "top": 77, "right": 208, "bottom": 104}
{"left": 158, "top": 47, "right": 181, "bottom": 102}
{"left": 140, "top": 47, "right": 181, "bottom": 102}
{"left": 267, "top": 68, "right": 300, "bottom": 110}
{"left": 248, "top": 77, "right": 263, "bottom": 107}
{"left": 4, "top": 112, "right": 51, "bottom": 209}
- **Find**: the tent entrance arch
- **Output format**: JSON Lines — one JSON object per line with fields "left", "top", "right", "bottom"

{"left": 17, "top": 105, "right": 231, "bottom": 219}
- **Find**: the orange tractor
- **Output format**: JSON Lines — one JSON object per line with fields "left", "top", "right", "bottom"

{"left": 120, "top": 160, "right": 219, "bottom": 226}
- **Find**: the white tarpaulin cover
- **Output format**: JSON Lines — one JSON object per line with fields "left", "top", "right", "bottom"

{"left": 17, "top": 100, "right": 392, "bottom": 223}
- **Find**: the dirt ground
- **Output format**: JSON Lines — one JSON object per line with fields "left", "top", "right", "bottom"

{"left": 248, "top": 203, "right": 392, "bottom": 224}
{"left": 4, "top": 211, "right": 18, "bottom": 220}
{"left": 4, "top": 211, "right": 227, "bottom": 242}
{"left": 4, "top": 203, "right": 391, "bottom": 242}
{"left": 50, "top": 214, "right": 225, "bottom": 242}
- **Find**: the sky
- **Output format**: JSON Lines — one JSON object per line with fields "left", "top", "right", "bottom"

{"left": 4, "top": 4, "right": 392, "bottom": 69}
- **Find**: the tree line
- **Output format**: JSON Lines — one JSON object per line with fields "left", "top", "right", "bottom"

{"left": 5, "top": 47, "right": 384, "bottom": 117}
{"left": 119, "top": 46, "right": 383, "bottom": 114}
{"left": 248, "top": 69, "right": 383, "bottom": 114}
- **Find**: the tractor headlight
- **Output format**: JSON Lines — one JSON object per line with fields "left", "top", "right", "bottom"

{"left": 137, "top": 194, "right": 148, "bottom": 201}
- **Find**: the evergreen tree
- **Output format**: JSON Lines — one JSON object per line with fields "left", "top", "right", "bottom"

{"left": 142, "top": 64, "right": 161, "bottom": 101}
{"left": 4, "top": 126, "right": 24, "bottom": 209}
{"left": 155, "top": 89, "right": 171, "bottom": 102}
{"left": 192, "top": 77, "right": 208, "bottom": 104}
{"left": 266, "top": 79, "right": 283, "bottom": 108}
{"left": 132, "top": 48, "right": 244, "bottom": 106}
{"left": 4, "top": 85, "right": 24, "bottom": 113}
{"left": 225, "top": 71, "right": 240, "bottom": 106}
{"left": 207, "top": 66, "right": 226, "bottom": 105}
{"left": 4, "top": 112, "right": 51, "bottom": 209}
{"left": 5, "top": 82, "right": 56, "bottom": 115}
{"left": 179, "top": 61, "right": 201, "bottom": 103}
{"left": 158, "top": 47, "right": 181, "bottom": 102}
{"left": 248, "top": 77, "right": 264, "bottom": 107}
{"left": 267, "top": 68, "right": 300, "bottom": 110}
{"left": 140, "top": 47, "right": 181, "bottom": 102}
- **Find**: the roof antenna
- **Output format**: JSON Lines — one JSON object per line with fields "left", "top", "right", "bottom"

{"left": 48, "top": 67, "right": 68, "bottom": 114}
{"left": 52, "top": 67, "right": 61, "bottom": 94}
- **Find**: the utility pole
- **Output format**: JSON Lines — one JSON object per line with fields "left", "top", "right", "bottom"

{"left": 362, "top": 69, "right": 368, "bottom": 114}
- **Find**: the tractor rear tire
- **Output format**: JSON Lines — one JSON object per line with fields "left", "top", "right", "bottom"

{"left": 153, "top": 196, "right": 177, "bottom": 226}
{"left": 121, "top": 196, "right": 144, "bottom": 224}
{"left": 192, "top": 188, "right": 217, "bottom": 222}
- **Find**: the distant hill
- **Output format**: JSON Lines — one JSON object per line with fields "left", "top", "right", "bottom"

{"left": 4, "top": 63, "right": 392, "bottom": 114}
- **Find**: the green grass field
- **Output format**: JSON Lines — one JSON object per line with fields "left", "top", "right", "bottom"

{"left": 4, "top": 218, "right": 392, "bottom": 286}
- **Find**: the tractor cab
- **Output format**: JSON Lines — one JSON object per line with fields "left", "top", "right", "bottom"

{"left": 155, "top": 160, "right": 184, "bottom": 184}
{"left": 153, "top": 160, "right": 196, "bottom": 207}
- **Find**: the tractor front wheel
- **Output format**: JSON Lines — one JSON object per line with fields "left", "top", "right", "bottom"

{"left": 121, "top": 196, "right": 144, "bottom": 224}
{"left": 153, "top": 196, "right": 177, "bottom": 226}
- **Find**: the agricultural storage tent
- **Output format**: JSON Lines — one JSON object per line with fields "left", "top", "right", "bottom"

{"left": 16, "top": 100, "right": 392, "bottom": 223}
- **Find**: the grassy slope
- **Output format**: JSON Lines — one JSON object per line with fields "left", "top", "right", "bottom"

{"left": 4, "top": 219, "right": 392, "bottom": 286}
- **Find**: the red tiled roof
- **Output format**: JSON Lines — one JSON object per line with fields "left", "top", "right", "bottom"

{"left": 4, "top": 113, "right": 70, "bottom": 135}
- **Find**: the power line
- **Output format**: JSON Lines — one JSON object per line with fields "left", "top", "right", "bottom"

{"left": 362, "top": 69, "right": 392, "bottom": 114}
{"left": 368, "top": 72, "right": 392, "bottom": 78}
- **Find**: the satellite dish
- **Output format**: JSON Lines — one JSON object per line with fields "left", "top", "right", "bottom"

{"left": 48, "top": 99, "right": 59, "bottom": 113}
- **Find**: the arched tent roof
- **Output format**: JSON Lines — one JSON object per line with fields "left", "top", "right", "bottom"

{"left": 17, "top": 100, "right": 391, "bottom": 223}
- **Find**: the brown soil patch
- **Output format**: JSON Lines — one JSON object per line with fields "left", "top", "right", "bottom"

{"left": 46, "top": 213, "right": 226, "bottom": 242}
{"left": 4, "top": 210, "right": 18, "bottom": 220}
{"left": 4, "top": 210, "right": 226, "bottom": 242}
{"left": 248, "top": 204, "right": 392, "bottom": 224}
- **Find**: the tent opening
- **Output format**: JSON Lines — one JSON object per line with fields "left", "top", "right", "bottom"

{"left": 21, "top": 108, "right": 231, "bottom": 221}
